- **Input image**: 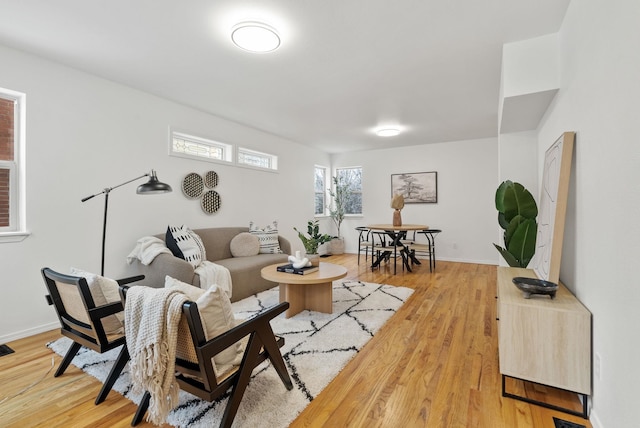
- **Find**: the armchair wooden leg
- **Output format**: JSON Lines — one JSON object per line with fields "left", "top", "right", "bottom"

{"left": 258, "top": 327, "right": 293, "bottom": 390}
{"left": 220, "top": 336, "right": 263, "bottom": 428}
{"left": 132, "top": 391, "right": 151, "bottom": 426}
{"left": 96, "top": 344, "right": 129, "bottom": 404}
{"left": 55, "top": 341, "right": 82, "bottom": 377}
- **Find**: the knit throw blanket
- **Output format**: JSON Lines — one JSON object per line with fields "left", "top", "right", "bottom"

{"left": 125, "top": 286, "right": 188, "bottom": 425}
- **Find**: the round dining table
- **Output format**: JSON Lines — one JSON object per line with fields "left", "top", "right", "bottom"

{"left": 366, "top": 224, "right": 428, "bottom": 274}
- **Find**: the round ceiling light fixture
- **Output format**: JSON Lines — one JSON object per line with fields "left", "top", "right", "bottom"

{"left": 231, "top": 21, "right": 281, "bottom": 53}
{"left": 376, "top": 127, "right": 401, "bottom": 137}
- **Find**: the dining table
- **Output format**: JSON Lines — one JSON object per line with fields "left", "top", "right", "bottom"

{"left": 366, "top": 224, "right": 428, "bottom": 274}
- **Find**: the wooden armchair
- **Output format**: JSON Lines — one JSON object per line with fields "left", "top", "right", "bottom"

{"left": 41, "top": 267, "right": 143, "bottom": 404}
{"left": 120, "top": 286, "right": 293, "bottom": 427}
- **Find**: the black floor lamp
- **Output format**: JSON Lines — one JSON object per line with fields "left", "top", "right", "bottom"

{"left": 81, "top": 170, "right": 172, "bottom": 275}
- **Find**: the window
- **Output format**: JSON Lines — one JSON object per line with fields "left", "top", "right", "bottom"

{"left": 336, "top": 167, "right": 362, "bottom": 215}
{"left": 170, "top": 130, "right": 233, "bottom": 163}
{"left": 0, "top": 87, "right": 26, "bottom": 241}
{"left": 314, "top": 166, "right": 327, "bottom": 215}
{"left": 238, "top": 147, "right": 278, "bottom": 171}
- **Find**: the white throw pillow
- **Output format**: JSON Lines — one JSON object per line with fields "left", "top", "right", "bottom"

{"left": 230, "top": 232, "right": 260, "bottom": 257}
{"left": 69, "top": 267, "right": 123, "bottom": 334}
{"left": 165, "top": 276, "right": 243, "bottom": 376}
{"left": 166, "top": 225, "right": 206, "bottom": 267}
{"left": 249, "top": 220, "right": 282, "bottom": 254}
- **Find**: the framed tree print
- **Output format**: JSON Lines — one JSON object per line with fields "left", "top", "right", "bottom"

{"left": 391, "top": 171, "right": 438, "bottom": 203}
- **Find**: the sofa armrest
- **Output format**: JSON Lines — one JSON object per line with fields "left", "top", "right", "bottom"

{"left": 133, "top": 253, "right": 198, "bottom": 288}
{"left": 278, "top": 235, "right": 291, "bottom": 255}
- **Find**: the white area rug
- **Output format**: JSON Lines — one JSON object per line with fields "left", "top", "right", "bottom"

{"left": 48, "top": 280, "right": 413, "bottom": 427}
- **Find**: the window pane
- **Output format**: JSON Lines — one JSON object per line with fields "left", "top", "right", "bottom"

{"left": 0, "top": 98, "right": 13, "bottom": 161}
{"left": 0, "top": 167, "right": 9, "bottom": 227}
{"left": 239, "top": 150, "right": 270, "bottom": 168}
{"left": 336, "top": 167, "right": 362, "bottom": 215}
{"left": 172, "top": 136, "right": 224, "bottom": 160}
{"left": 314, "top": 166, "right": 326, "bottom": 215}
{"left": 314, "top": 193, "right": 325, "bottom": 215}
{"left": 345, "top": 192, "right": 362, "bottom": 215}
{"left": 238, "top": 147, "right": 278, "bottom": 170}
{"left": 314, "top": 167, "right": 325, "bottom": 192}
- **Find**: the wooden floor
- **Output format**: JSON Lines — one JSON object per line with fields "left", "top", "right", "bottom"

{"left": 0, "top": 255, "right": 591, "bottom": 428}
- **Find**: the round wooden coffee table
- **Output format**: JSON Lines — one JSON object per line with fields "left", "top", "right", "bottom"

{"left": 261, "top": 262, "right": 348, "bottom": 318}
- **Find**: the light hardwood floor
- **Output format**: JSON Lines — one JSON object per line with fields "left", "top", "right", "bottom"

{"left": 0, "top": 255, "right": 591, "bottom": 428}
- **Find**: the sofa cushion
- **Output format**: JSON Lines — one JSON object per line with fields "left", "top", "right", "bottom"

{"left": 165, "top": 276, "right": 242, "bottom": 376}
{"left": 215, "top": 253, "right": 290, "bottom": 302}
{"left": 166, "top": 225, "right": 206, "bottom": 267}
{"left": 69, "top": 267, "right": 123, "bottom": 334}
{"left": 249, "top": 221, "right": 282, "bottom": 254}
{"left": 230, "top": 232, "right": 260, "bottom": 257}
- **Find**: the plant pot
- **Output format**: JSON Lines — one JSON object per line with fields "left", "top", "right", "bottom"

{"left": 329, "top": 237, "right": 345, "bottom": 254}
{"left": 306, "top": 253, "right": 321, "bottom": 267}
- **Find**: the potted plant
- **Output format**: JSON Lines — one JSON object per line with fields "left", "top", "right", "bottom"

{"left": 294, "top": 220, "right": 333, "bottom": 266}
{"left": 328, "top": 175, "right": 350, "bottom": 254}
{"left": 493, "top": 180, "right": 538, "bottom": 268}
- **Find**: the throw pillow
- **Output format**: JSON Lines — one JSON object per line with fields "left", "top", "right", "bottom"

{"left": 249, "top": 220, "right": 282, "bottom": 254}
{"left": 165, "top": 276, "right": 243, "bottom": 376}
{"left": 230, "top": 232, "right": 260, "bottom": 257}
{"left": 166, "top": 225, "right": 207, "bottom": 267}
{"left": 69, "top": 268, "right": 123, "bottom": 334}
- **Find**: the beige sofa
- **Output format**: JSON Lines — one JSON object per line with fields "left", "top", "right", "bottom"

{"left": 131, "top": 227, "right": 291, "bottom": 302}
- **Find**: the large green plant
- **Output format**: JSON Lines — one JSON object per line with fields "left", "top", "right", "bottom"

{"left": 493, "top": 180, "right": 538, "bottom": 268}
{"left": 294, "top": 220, "right": 333, "bottom": 254}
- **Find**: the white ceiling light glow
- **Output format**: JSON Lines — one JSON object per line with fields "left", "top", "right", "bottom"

{"left": 376, "top": 127, "right": 401, "bottom": 137}
{"left": 231, "top": 21, "right": 280, "bottom": 53}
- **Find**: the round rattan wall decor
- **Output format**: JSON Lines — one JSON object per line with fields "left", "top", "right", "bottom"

{"left": 201, "top": 190, "right": 221, "bottom": 214}
{"left": 204, "top": 170, "right": 219, "bottom": 188}
{"left": 182, "top": 172, "right": 204, "bottom": 199}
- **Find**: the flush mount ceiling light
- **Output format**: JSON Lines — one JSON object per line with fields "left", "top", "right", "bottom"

{"left": 376, "top": 127, "right": 401, "bottom": 137}
{"left": 231, "top": 21, "right": 280, "bottom": 53}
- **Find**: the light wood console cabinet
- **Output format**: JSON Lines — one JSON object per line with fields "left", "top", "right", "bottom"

{"left": 497, "top": 266, "right": 591, "bottom": 417}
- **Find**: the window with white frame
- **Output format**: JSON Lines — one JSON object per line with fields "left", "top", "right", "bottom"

{"left": 170, "top": 130, "right": 233, "bottom": 163}
{"left": 237, "top": 147, "right": 278, "bottom": 171}
{"left": 314, "top": 166, "right": 327, "bottom": 215}
{"left": 0, "top": 87, "right": 26, "bottom": 241}
{"left": 336, "top": 167, "right": 362, "bottom": 215}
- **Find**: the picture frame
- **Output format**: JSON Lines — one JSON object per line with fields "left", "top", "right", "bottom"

{"left": 391, "top": 171, "right": 438, "bottom": 203}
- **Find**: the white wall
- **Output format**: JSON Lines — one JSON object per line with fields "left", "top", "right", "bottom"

{"left": 331, "top": 138, "right": 499, "bottom": 265}
{"left": 538, "top": 1, "right": 640, "bottom": 427}
{"left": 0, "top": 44, "right": 330, "bottom": 342}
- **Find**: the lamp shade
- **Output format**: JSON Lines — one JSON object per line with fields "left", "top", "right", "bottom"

{"left": 137, "top": 170, "right": 172, "bottom": 194}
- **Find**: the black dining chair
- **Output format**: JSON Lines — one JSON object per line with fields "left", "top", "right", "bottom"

{"left": 411, "top": 229, "right": 442, "bottom": 272}
{"left": 355, "top": 227, "right": 373, "bottom": 265}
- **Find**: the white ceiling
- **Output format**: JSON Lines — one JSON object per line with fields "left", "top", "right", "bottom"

{"left": 0, "top": 0, "right": 570, "bottom": 153}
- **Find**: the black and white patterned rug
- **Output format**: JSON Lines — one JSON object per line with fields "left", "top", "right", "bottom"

{"left": 48, "top": 280, "right": 413, "bottom": 427}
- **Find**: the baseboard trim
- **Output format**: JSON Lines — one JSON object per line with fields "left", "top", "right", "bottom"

{"left": 1, "top": 322, "right": 58, "bottom": 343}
{"left": 589, "top": 409, "right": 603, "bottom": 428}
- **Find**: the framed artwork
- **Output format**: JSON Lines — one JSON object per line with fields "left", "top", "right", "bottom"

{"left": 391, "top": 171, "right": 438, "bottom": 203}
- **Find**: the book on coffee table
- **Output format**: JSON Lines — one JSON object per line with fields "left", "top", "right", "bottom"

{"left": 276, "top": 264, "right": 319, "bottom": 275}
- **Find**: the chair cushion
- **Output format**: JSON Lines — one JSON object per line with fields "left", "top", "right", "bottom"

{"left": 230, "top": 232, "right": 260, "bottom": 257}
{"left": 249, "top": 220, "right": 282, "bottom": 254}
{"left": 165, "top": 276, "right": 243, "bottom": 376}
{"left": 166, "top": 225, "right": 206, "bottom": 267}
{"left": 69, "top": 268, "right": 123, "bottom": 334}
